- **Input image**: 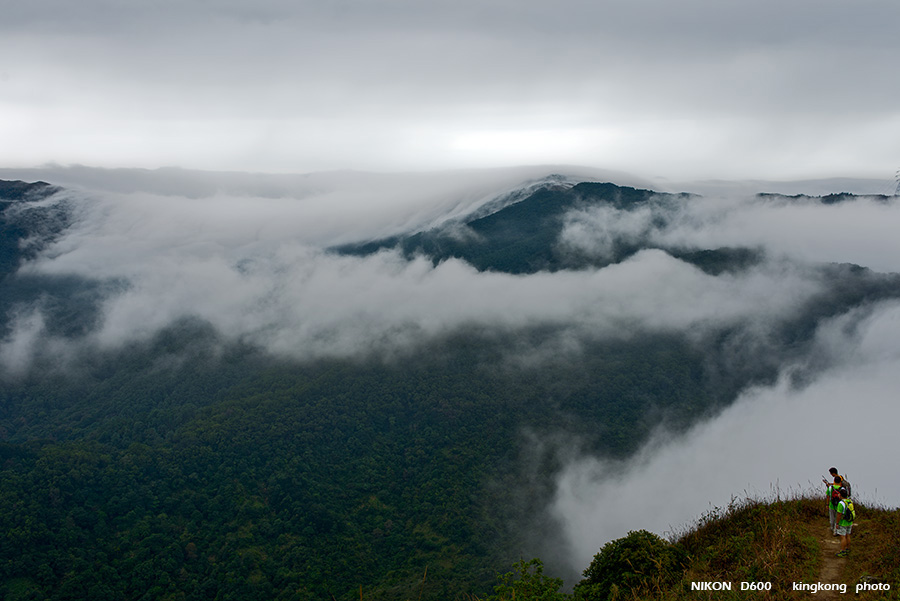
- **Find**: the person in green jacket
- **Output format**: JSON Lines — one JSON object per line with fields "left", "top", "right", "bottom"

{"left": 823, "top": 474, "right": 843, "bottom": 536}
{"left": 835, "top": 487, "right": 853, "bottom": 557}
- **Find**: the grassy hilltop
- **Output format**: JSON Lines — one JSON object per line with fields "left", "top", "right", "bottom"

{"left": 480, "top": 496, "right": 900, "bottom": 601}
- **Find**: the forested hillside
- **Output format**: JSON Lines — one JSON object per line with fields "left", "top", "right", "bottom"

{"left": 0, "top": 322, "right": 743, "bottom": 599}
{"left": 2, "top": 177, "right": 899, "bottom": 599}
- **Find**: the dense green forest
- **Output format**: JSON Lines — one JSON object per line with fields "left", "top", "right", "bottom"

{"left": 3, "top": 179, "right": 900, "bottom": 599}
{"left": 0, "top": 320, "right": 733, "bottom": 599}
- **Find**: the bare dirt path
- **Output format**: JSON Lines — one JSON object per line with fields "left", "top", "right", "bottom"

{"left": 814, "top": 522, "right": 845, "bottom": 600}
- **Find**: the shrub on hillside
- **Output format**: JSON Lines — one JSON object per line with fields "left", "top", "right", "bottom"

{"left": 484, "top": 558, "right": 568, "bottom": 601}
{"left": 574, "top": 530, "right": 687, "bottom": 600}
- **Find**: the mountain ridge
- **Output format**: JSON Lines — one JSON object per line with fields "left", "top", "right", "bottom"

{"left": 336, "top": 179, "right": 874, "bottom": 276}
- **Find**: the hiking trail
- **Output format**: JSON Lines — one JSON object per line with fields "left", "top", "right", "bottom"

{"left": 815, "top": 521, "right": 845, "bottom": 600}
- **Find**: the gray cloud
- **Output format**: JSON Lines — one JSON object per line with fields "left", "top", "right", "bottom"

{"left": 0, "top": 308, "right": 46, "bottom": 376}
{"left": 1, "top": 165, "right": 645, "bottom": 242}
{"left": 3, "top": 1, "right": 900, "bottom": 177}
{"left": 559, "top": 192, "right": 900, "bottom": 272}
{"left": 5, "top": 241, "right": 822, "bottom": 369}
{"left": 0, "top": 169, "right": 836, "bottom": 373}
{"left": 558, "top": 203, "right": 658, "bottom": 262}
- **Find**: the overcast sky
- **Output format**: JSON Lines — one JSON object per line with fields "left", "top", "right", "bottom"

{"left": 3, "top": 0, "right": 900, "bottom": 180}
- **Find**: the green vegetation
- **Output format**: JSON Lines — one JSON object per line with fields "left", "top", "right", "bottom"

{"left": 0, "top": 323, "right": 736, "bottom": 600}
{"left": 7, "top": 319, "right": 899, "bottom": 600}
{"left": 673, "top": 497, "right": 822, "bottom": 593}
{"left": 483, "top": 559, "right": 568, "bottom": 601}
{"left": 574, "top": 530, "right": 687, "bottom": 600}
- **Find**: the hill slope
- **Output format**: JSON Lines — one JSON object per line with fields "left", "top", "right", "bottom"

{"left": 485, "top": 496, "right": 899, "bottom": 601}
{"left": 334, "top": 182, "right": 759, "bottom": 275}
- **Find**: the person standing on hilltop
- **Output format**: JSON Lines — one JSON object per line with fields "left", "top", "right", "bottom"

{"left": 822, "top": 473, "right": 843, "bottom": 536}
{"left": 826, "top": 467, "right": 852, "bottom": 496}
{"left": 835, "top": 487, "right": 854, "bottom": 557}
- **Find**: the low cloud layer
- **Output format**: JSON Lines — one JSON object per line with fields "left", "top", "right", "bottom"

{"left": 560, "top": 191, "right": 900, "bottom": 272}
{"left": 0, "top": 171, "right": 842, "bottom": 373}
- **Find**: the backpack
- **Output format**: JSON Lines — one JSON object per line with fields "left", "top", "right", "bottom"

{"left": 830, "top": 487, "right": 841, "bottom": 506}
{"left": 842, "top": 478, "right": 852, "bottom": 498}
{"left": 841, "top": 499, "right": 856, "bottom": 523}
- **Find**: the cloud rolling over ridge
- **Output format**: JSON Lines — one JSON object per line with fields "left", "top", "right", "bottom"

{"left": 1, "top": 173, "right": 836, "bottom": 368}
{"left": 560, "top": 191, "right": 900, "bottom": 272}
